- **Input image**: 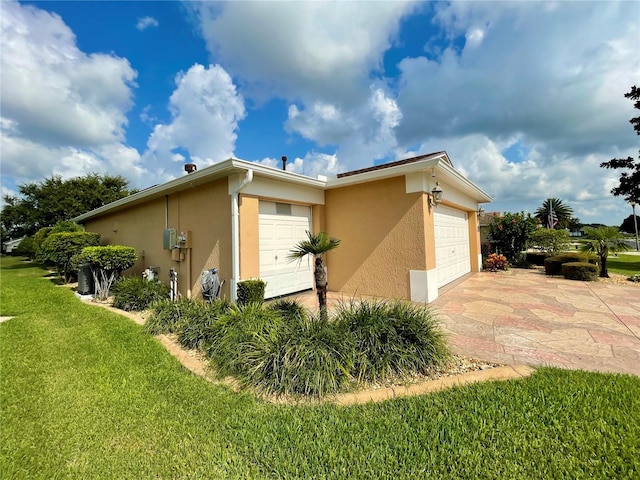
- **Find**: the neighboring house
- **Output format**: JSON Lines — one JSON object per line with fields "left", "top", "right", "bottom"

{"left": 2, "top": 237, "right": 24, "bottom": 254}
{"left": 73, "top": 152, "right": 492, "bottom": 303}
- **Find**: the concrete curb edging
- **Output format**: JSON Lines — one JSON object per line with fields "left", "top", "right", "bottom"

{"left": 330, "top": 365, "right": 535, "bottom": 405}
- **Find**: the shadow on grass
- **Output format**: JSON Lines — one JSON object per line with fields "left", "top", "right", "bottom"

{"left": 1, "top": 259, "right": 46, "bottom": 271}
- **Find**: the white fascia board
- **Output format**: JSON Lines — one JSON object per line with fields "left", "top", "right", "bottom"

{"left": 239, "top": 176, "right": 325, "bottom": 205}
{"left": 73, "top": 157, "right": 326, "bottom": 223}
{"left": 325, "top": 155, "right": 445, "bottom": 189}
{"left": 405, "top": 163, "right": 492, "bottom": 205}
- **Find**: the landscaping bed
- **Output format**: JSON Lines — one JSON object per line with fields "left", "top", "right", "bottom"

{"left": 2, "top": 257, "right": 639, "bottom": 479}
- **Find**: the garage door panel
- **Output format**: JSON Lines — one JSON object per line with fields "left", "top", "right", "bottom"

{"left": 434, "top": 206, "right": 471, "bottom": 288}
{"left": 259, "top": 201, "right": 313, "bottom": 298}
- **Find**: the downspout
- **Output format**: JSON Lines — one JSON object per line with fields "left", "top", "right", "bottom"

{"left": 230, "top": 169, "right": 254, "bottom": 302}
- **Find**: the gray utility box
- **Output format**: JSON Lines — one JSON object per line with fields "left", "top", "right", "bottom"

{"left": 163, "top": 228, "right": 177, "bottom": 250}
{"left": 78, "top": 263, "right": 94, "bottom": 295}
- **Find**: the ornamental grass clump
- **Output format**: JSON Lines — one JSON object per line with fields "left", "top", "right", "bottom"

{"left": 112, "top": 277, "right": 169, "bottom": 311}
{"left": 256, "top": 309, "right": 352, "bottom": 397}
{"left": 144, "top": 297, "right": 207, "bottom": 335}
{"left": 176, "top": 298, "right": 231, "bottom": 351}
{"left": 206, "top": 303, "right": 285, "bottom": 381}
{"left": 208, "top": 300, "right": 352, "bottom": 397}
{"left": 335, "top": 299, "right": 451, "bottom": 383}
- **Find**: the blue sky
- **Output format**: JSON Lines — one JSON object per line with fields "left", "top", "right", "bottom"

{"left": 1, "top": 0, "right": 638, "bottom": 225}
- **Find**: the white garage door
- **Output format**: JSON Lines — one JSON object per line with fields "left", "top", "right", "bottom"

{"left": 259, "top": 201, "right": 314, "bottom": 298}
{"left": 434, "top": 206, "right": 471, "bottom": 287}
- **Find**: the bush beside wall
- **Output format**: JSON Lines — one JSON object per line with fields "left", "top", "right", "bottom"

{"left": 237, "top": 279, "right": 266, "bottom": 306}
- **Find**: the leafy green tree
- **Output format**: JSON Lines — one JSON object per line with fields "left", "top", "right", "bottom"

{"left": 600, "top": 86, "right": 640, "bottom": 204}
{"left": 15, "top": 236, "right": 35, "bottom": 259}
{"left": 619, "top": 214, "right": 639, "bottom": 234}
{"left": 529, "top": 228, "right": 570, "bottom": 256}
{"left": 33, "top": 222, "right": 83, "bottom": 263}
{"left": 580, "top": 226, "right": 630, "bottom": 278}
{"left": 288, "top": 231, "right": 341, "bottom": 315}
{"left": 488, "top": 212, "right": 540, "bottom": 262}
{"left": 76, "top": 246, "right": 138, "bottom": 300}
{"left": 1, "top": 174, "right": 134, "bottom": 238}
{"left": 39, "top": 232, "right": 101, "bottom": 282}
{"left": 535, "top": 198, "right": 574, "bottom": 229}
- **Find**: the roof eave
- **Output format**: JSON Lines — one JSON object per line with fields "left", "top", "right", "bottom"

{"left": 73, "top": 158, "right": 326, "bottom": 223}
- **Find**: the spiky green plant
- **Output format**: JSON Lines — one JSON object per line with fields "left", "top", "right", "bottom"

{"left": 335, "top": 299, "right": 451, "bottom": 383}
{"left": 177, "top": 298, "right": 231, "bottom": 350}
{"left": 580, "top": 226, "right": 630, "bottom": 277}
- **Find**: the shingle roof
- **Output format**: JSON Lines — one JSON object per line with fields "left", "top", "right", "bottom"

{"left": 336, "top": 151, "right": 447, "bottom": 178}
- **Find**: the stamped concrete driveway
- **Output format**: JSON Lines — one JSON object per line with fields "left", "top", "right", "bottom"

{"left": 431, "top": 269, "right": 640, "bottom": 376}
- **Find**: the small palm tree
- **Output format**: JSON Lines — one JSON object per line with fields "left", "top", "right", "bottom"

{"left": 535, "top": 198, "right": 574, "bottom": 229}
{"left": 580, "top": 226, "right": 630, "bottom": 278}
{"left": 288, "top": 231, "right": 341, "bottom": 314}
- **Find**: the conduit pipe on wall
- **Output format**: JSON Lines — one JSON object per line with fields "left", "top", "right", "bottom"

{"left": 230, "top": 169, "right": 254, "bottom": 301}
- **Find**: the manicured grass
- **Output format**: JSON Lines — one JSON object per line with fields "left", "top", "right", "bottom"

{"left": 608, "top": 253, "right": 640, "bottom": 276}
{"left": 2, "top": 256, "right": 639, "bottom": 478}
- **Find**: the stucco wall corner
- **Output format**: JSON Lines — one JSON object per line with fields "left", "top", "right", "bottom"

{"left": 409, "top": 269, "right": 439, "bottom": 304}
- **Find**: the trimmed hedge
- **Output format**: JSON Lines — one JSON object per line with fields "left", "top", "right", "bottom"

{"left": 544, "top": 253, "right": 597, "bottom": 276}
{"left": 562, "top": 262, "right": 599, "bottom": 281}
{"left": 237, "top": 279, "right": 266, "bottom": 306}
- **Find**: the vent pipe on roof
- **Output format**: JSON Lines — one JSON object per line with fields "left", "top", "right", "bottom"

{"left": 185, "top": 163, "right": 197, "bottom": 174}
{"left": 281, "top": 156, "right": 287, "bottom": 171}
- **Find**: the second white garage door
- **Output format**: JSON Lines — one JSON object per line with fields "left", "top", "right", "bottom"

{"left": 259, "top": 201, "right": 314, "bottom": 298}
{"left": 434, "top": 206, "right": 471, "bottom": 288}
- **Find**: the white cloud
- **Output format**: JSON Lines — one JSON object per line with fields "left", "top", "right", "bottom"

{"left": 286, "top": 87, "right": 402, "bottom": 171}
{"left": 256, "top": 152, "right": 341, "bottom": 179}
{"left": 0, "top": 1, "right": 137, "bottom": 148}
{"left": 192, "top": 1, "right": 415, "bottom": 105}
{"left": 144, "top": 64, "right": 245, "bottom": 171}
{"left": 0, "top": 0, "right": 141, "bottom": 193}
{"left": 396, "top": 1, "right": 639, "bottom": 159}
{"left": 406, "top": 133, "right": 634, "bottom": 225}
{"left": 136, "top": 16, "right": 159, "bottom": 31}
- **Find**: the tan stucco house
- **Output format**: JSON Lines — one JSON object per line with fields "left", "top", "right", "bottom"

{"left": 73, "top": 152, "right": 492, "bottom": 303}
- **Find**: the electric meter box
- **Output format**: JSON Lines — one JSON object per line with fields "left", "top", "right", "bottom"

{"left": 163, "top": 228, "right": 177, "bottom": 250}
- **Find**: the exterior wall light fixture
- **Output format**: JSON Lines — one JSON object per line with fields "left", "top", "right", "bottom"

{"left": 428, "top": 182, "right": 443, "bottom": 208}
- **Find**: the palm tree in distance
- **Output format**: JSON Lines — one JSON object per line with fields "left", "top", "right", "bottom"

{"left": 580, "top": 226, "right": 630, "bottom": 277}
{"left": 288, "top": 231, "right": 341, "bottom": 315}
{"left": 535, "top": 198, "right": 574, "bottom": 229}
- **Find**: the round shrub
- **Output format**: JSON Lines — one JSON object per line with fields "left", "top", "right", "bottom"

{"left": 112, "top": 277, "right": 169, "bottom": 311}
{"left": 561, "top": 262, "right": 599, "bottom": 281}
{"left": 335, "top": 299, "right": 450, "bottom": 383}
{"left": 544, "top": 253, "right": 597, "bottom": 276}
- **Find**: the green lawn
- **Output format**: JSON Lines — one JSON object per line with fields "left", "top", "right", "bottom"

{"left": 608, "top": 253, "right": 640, "bottom": 276}
{"left": 1, "top": 256, "right": 639, "bottom": 479}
